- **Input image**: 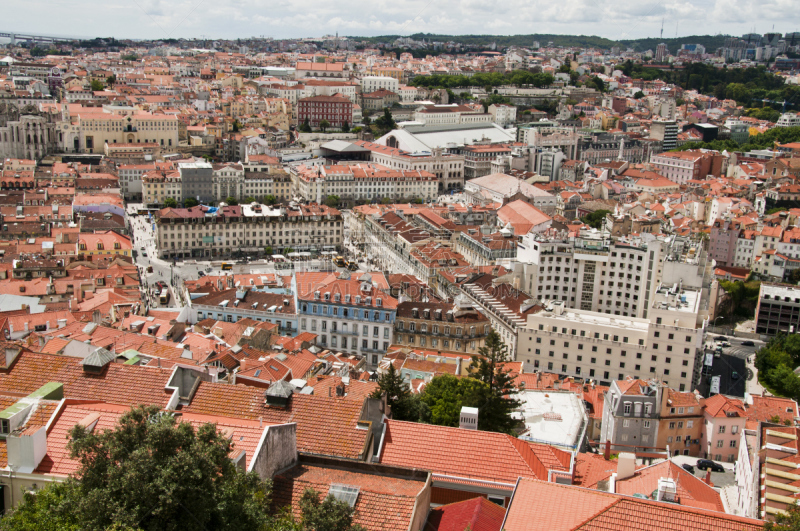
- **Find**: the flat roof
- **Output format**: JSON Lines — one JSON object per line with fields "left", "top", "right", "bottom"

{"left": 515, "top": 389, "right": 587, "bottom": 451}
{"left": 526, "top": 306, "right": 650, "bottom": 332}
{"left": 762, "top": 283, "right": 800, "bottom": 301}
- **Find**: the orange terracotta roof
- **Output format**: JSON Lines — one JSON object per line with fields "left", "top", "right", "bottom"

{"left": 272, "top": 461, "right": 426, "bottom": 531}
{"left": 502, "top": 478, "right": 763, "bottom": 531}
{"left": 379, "top": 420, "right": 549, "bottom": 485}
{"left": 182, "top": 383, "right": 370, "bottom": 460}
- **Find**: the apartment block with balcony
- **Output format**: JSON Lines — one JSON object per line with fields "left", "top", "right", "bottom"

{"left": 191, "top": 287, "right": 298, "bottom": 336}
{"left": 155, "top": 202, "right": 343, "bottom": 259}
{"left": 296, "top": 274, "right": 398, "bottom": 368}
{"left": 755, "top": 283, "right": 800, "bottom": 335}
{"left": 601, "top": 378, "right": 661, "bottom": 453}
{"left": 392, "top": 298, "right": 491, "bottom": 355}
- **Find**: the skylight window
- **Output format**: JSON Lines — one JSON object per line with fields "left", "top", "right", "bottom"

{"left": 328, "top": 484, "right": 360, "bottom": 507}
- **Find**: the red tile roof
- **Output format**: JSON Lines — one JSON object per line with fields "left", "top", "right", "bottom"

{"left": 503, "top": 478, "right": 763, "bottom": 531}
{"left": 36, "top": 401, "right": 267, "bottom": 476}
{"left": 272, "top": 461, "right": 426, "bottom": 531}
{"left": 182, "top": 383, "right": 371, "bottom": 460}
{"left": 379, "top": 420, "right": 549, "bottom": 485}
{"left": 612, "top": 461, "right": 724, "bottom": 512}
{"left": 0, "top": 352, "right": 174, "bottom": 407}
{"left": 426, "top": 497, "right": 506, "bottom": 531}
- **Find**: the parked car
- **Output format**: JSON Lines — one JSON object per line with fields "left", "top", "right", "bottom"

{"left": 696, "top": 459, "right": 726, "bottom": 472}
{"left": 741, "top": 341, "right": 755, "bottom": 347}
{"left": 716, "top": 335, "right": 728, "bottom": 341}
{"left": 197, "top": 271, "right": 205, "bottom": 277}
{"left": 681, "top": 463, "right": 695, "bottom": 474}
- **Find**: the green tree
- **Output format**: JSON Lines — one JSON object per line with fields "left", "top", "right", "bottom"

{"left": 225, "top": 196, "right": 239, "bottom": 206}
{"left": 318, "top": 119, "right": 330, "bottom": 132}
{"left": 264, "top": 194, "right": 277, "bottom": 205}
{"left": 121, "top": 53, "right": 139, "bottom": 61}
{"left": 265, "top": 246, "right": 273, "bottom": 255}
{"left": 298, "top": 488, "right": 366, "bottom": 531}
{"left": 106, "top": 75, "right": 116, "bottom": 87}
{"left": 589, "top": 76, "right": 605, "bottom": 93}
{"left": 341, "top": 121, "right": 350, "bottom": 133}
{"left": 183, "top": 197, "right": 198, "bottom": 208}
{"left": 0, "top": 482, "right": 82, "bottom": 531}
{"left": 468, "top": 329, "right": 521, "bottom": 434}
{"left": 324, "top": 195, "right": 340, "bottom": 208}
{"left": 232, "top": 119, "right": 242, "bottom": 132}
{"left": 633, "top": 91, "right": 645, "bottom": 99}
{"left": 163, "top": 197, "right": 178, "bottom": 208}
{"left": 243, "top": 196, "right": 257, "bottom": 204}
{"left": 420, "top": 374, "right": 489, "bottom": 427}
{"left": 373, "top": 108, "right": 397, "bottom": 134}
{"left": 1, "top": 406, "right": 272, "bottom": 531}
{"left": 371, "top": 362, "right": 412, "bottom": 421}
{"left": 299, "top": 118, "right": 312, "bottom": 133}
{"left": 89, "top": 79, "right": 104, "bottom": 91}
{"left": 580, "top": 209, "right": 611, "bottom": 229}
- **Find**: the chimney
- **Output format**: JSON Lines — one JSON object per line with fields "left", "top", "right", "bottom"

{"left": 6, "top": 425, "right": 47, "bottom": 473}
{"left": 459, "top": 406, "right": 478, "bottom": 430}
{"left": 616, "top": 452, "right": 636, "bottom": 481}
{"left": 704, "top": 469, "right": 713, "bottom": 486}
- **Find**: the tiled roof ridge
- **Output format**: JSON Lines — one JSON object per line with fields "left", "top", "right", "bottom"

{"left": 571, "top": 497, "right": 623, "bottom": 530}
{"left": 507, "top": 435, "right": 548, "bottom": 480}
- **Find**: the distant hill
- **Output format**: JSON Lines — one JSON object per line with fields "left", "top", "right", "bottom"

{"left": 350, "top": 33, "right": 731, "bottom": 54}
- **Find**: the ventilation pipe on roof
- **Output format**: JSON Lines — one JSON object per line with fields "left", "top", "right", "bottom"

{"left": 616, "top": 452, "right": 636, "bottom": 481}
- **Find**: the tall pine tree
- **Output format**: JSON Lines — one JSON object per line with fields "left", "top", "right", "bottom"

{"left": 371, "top": 362, "right": 412, "bottom": 420}
{"left": 468, "top": 329, "right": 521, "bottom": 434}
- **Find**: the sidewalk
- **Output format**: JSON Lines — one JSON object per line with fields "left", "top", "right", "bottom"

{"left": 745, "top": 355, "right": 766, "bottom": 396}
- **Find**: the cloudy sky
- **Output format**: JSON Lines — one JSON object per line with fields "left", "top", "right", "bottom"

{"left": 4, "top": 0, "right": 797, "bottom": 42}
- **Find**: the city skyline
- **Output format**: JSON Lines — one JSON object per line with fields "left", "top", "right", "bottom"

{"left": 4, "top": 0, "right": 799, "bottom": 43}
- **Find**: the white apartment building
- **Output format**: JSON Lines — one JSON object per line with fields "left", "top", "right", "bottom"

{"left": 118, "top": 163, "right": 156, "bottom": 200}
{"left": 517, "top": 283, "right": 706, "bottom": 392}
{"left": 776, "top": 113, "right": 800, "bottom": 128}
{"left": 649, "top": 151, "right": 707, "bottom": 185}
{"left": 398, "top": 85, "right": 419, "bottom": 103}
{"left": 212, "top": 162, "right": 245, "bottom": 201}
{"left": 350, "top": 140, "right": 465, "bottom": 193}
{"left": 359, "top": 76, "right": 400, "bottom": 94}
{"left": 733, "top": 232, "right": 756, "bottom": 269}
{"left": 488, "top": 104, "right": 517, "bottom": 127}
{"left": 290, "top": 163, "right": 438, "bottom": 204}
{"left": 412, "top": 104, "right": 492, "bottom": 126}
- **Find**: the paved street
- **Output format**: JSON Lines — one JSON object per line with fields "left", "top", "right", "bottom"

{"left": 699, "top": 335, "right": 766, "bottom": 397}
